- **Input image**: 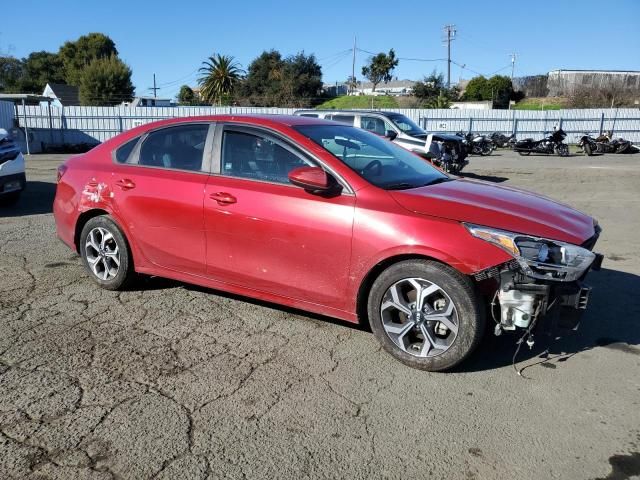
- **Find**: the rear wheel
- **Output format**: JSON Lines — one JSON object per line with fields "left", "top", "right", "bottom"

{"left": 367, "top": 260, "right": 484, "bottom": 371}
{"left": 518, "top": 150, "right": 530, "bottom": 156}
{"left": 79, "top": 215, "right": 135, "bottom": 290}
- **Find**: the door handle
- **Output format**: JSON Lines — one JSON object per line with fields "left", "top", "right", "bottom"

{"left": 210, "top": 192, "right": 237, "bottom": 205}
{"left": 115, "top": 178, "right": 136, "bottom": 190}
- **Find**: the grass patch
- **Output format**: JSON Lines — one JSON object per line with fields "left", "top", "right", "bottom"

{"left": 513, "top": 97, "right": 568, "bottom": 110}
{"left": 316, "top": 95, "right": 399, "bottom": 109}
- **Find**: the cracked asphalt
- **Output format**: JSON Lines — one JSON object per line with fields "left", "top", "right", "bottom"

{"left": 1, "top": 151, "right": 639, "bottom": 480}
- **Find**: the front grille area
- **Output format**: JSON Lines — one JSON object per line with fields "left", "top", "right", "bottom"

{"left": 473, "top": 259, "right": 519, "bottom": 281}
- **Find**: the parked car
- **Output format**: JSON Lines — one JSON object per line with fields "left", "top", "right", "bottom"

{"left": 0, "top": 128, "right": 26, "bottom": 204}
{"left": 294, "top": 109, "right": 468, "bottom": 173}
{"left": 54, "top": 115, "right": 603, "bottom": 371}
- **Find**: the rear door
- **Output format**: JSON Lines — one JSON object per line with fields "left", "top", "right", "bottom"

{"left": 110, "top": 122, "right": 214, "bottom": 275}
{"left": 203, "top": 124, "right": 355, "bottom": 311}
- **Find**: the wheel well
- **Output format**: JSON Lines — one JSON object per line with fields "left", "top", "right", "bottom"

{"left": 356, "top": 254, "right": 448, "bottom": 329}
{"left": 74, "top": 209, "right": 109, "bottom": 252}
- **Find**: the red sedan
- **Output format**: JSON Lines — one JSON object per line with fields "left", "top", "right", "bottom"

{"left": 54, "top": 115, "right": 602, "bottom": 371}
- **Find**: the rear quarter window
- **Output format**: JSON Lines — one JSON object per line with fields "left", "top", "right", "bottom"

{"left": 327, "top": 115, "right": 355, "bottom": 125}
{"left": 114, "top": 137, "right": 139, "bottom": 163}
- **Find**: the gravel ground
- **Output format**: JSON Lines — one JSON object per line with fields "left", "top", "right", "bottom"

{"left": 1, "top": 151, "right": 639, "bottom": 480}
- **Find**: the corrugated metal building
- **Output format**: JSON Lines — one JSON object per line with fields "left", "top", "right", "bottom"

{"left": 547, "top": 70, "right": 640, "bottom": 97}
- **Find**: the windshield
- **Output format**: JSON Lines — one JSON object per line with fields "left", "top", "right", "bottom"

{"left": 294, "top": 124, "right": 448, "bottom": 190}
{"left": 387, "top": 114, "right": 426, "bottom": 136}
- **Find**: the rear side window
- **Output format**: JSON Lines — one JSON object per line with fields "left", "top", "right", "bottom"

{"left": 299, "top": 113, "right": 318, "bottom": 118}
{"left": 139, "top": 124, "right": 209, "bottom": 172}
{"left": 115, "top": 137, "right": 139, "bottom": 163}
{"left": 327, "top": 114, "right": 355, "bottom": 125}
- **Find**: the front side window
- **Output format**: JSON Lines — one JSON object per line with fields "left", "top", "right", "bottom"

{"left": 221, "top": 130, "right": 311, "bottom": 184}
{"left": 386, "top": 114, "right": 426, "bottom": 136}
{"left": 294, "top": 124, "right": 448, "bottom": 190}
{"left": 138, "top": 124, "right": 209, "bottom": 172}
{"left": 360, "top": 116, "right": 393, "bottom": 136}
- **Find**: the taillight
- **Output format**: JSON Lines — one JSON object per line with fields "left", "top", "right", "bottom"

{"left": 57, "top": 164, "right": 68, "bottom": 183}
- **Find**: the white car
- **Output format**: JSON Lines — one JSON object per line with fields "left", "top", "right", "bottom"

{"left": 0, "top": 129, "right": 26, "bottom": 204}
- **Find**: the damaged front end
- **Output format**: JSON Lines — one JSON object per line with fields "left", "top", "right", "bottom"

{"left": 466, "top": 222, "right": 603, "bottom": 339}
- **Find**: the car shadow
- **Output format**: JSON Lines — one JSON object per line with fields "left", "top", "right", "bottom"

{"left": 454, "top": 267, "right": 640, "bottom": 374}
{"left": 134, "top": 267, "right": 639, "bottom": 373}
{"left": 459, "top": 172, "right": 509, "bottom": 183}
{"left": 0, "top": 181, "right": 56, "bottom": 217}
{"left": 136, "top": 275, "right": 369, "bottom": 332}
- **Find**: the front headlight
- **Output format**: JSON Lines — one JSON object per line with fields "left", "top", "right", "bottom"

{"left": 464, "top": 223, "right": 595, "bottom": 282}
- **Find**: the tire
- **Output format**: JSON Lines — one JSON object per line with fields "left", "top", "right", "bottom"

{"left": 557, "top": 144, "right": 569, "bottom": 157}
{"left": 583, "top": 143, "right": 593, "bottom": 156}
{"left": 79, "top": 215, "right": 135, "bottom": 290}
{"left": 617, "top": 142, "right": 631, "bottom": 154}
{"left": 480, "top": 144, "right": 492, "bottom": 156}
{"left": 367, "top": 260, "right": 485, "bottom": 372}
{"left": 517, "top": 150, "right": 530, "bottom": 156}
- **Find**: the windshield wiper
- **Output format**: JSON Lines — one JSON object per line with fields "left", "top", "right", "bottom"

{"left": 385, "top": 182, "right": 417, "bottom": 190}
{"left": 420, "top": 177, "right": 451, "bottom": 187}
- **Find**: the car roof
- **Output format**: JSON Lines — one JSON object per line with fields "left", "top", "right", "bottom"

{"left": 126, "top": 114, "right": 339, "bottom": 134}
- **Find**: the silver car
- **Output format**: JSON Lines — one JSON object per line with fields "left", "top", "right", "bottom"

{"left": 294, "top": 109, "right": 468, "bottom": 173}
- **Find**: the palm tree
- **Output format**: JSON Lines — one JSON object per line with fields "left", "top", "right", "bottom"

{"left": 198, "top": 54, "right": 243, "bottom": 105}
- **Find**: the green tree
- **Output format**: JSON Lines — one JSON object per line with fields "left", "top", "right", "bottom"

{"left": 20, "top": 51, "right": 65, "bottom": 92}
{"left": 198, "top": 54, "right": 243, "bottom": 105}
{"left": 79, "top": 55, "right": 133, "bottom": 106}
{"left": 241, "top": 50, "right": 284, "bottom": 103}
{"left": 463, "top": 75, "right": 514, "bottom": 108}
{"left": 283, "top": 52, "right": 322, "bottom": 101}
{"left": 0, "top": 56, "right": 25, "bottom": 92}
{"left": 177, "top": 85, "right": 196, "bottom": 105}
{"left": 361, "top": 49, "right": 398, "bottom": 92}
{"left": 487, "top": 75, "right": 514, "bottom": 109}
{"left": 237, "top": 50, "right": 323, "bottom": 107}
{"left": 413, "top": 71, "right": 459, "bottom": 108}
{"left": 463, "top": 76, "right": 490, "bottom": 101}
{"left": 59, "top": 33, "right": 117, "bottom": 85}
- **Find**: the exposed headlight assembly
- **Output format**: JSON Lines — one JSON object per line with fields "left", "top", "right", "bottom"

{"left": 464, "top": 223, "right": 596, "bottom": 282}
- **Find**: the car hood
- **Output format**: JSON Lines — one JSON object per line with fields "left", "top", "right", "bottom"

{"left": 390, "top": 178, "right": 595, "bottom": 245}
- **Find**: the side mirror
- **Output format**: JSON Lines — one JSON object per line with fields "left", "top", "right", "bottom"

{"left": 385, "top": 130, "right": 398, "bottom": 141}
{"left": 288, "top": 166, "right": 341, "bottom": 195}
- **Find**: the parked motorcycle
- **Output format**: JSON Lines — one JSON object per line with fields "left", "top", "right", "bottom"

{"left": 426, "top": 134, "right": 468, "bottom": 174}
{"left": 455, "top": 131, "right": 493, "bottom": 156}
{"left": 514, "top": 128, "right": 569, "bottom": 156}
{"left": 579, "top": 131, "right": 635, "bottom": 155}
{"left": 489, "top": 132, "right": 516, "bottom": 149}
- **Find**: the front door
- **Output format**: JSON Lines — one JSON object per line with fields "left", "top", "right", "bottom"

{"left": 204, "top": 125, "right": 355, "bottom": 311}
{"left": 110, "top": 123, "right": 213, "bottom": 275}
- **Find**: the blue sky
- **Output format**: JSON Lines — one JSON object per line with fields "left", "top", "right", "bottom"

{"left": 3, "top": 0, "right": 639, "bottom": 99}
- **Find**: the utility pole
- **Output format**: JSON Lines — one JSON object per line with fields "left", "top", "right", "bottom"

{"left": 510, "top": 53, "right": 517, "bottom": 82}
{"left": 149, "top": 73, "right": 159, "bottom": 99}
{"left": 351, "top": 36, "right": 356, "bottom": 95}
{"left": 443, "top": 25, "right": 456, "bottom": 88}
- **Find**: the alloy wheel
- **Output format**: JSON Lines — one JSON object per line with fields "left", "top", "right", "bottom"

{"left": 380, "top": 278, "right": 459, "bottom": 358}
{"left": 85, "top": 227, "right": 120, "bottom": 280}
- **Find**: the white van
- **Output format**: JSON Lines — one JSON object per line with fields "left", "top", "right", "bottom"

{"left": 0, "top": 129, "right": 26, "bottom": 204}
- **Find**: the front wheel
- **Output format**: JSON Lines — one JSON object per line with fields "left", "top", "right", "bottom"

{"left": 556, "top": 144, "right": 569, "bottom": 157}
{"left": 583, "top": 143, "right": 593, "bottom": 156}
{"left": 367, "top": 260, "right": 484, "bottom": 371}
{"left": 79, "top": 215, "right": 135, "bottom": 290}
